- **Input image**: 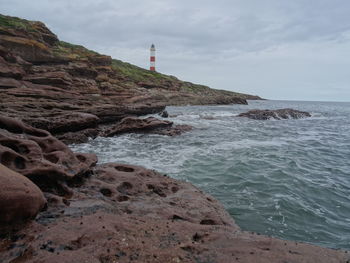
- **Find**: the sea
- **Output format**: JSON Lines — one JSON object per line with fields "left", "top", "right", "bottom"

{"left": 72, "top": 100, "right": 350, "bottom": 249}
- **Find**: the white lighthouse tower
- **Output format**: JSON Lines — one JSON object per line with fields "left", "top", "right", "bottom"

{"left": 150, "top": 44, "right": 156, "bottom": 71}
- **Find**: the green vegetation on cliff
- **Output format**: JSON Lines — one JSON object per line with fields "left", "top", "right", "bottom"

{"left": 0, "top": 14, "right": 36, "bottom": 31}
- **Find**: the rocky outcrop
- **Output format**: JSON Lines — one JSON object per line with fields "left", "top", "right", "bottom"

{"left": 0, "top": 162, "right": 348, "bottom": 263}
{"left": 103, "top": 116, "right": 193, "bottom": 137}
{"left": 0, "top": 116, "right": 97, "bottom": 195}
{"left": 238, "top": 108, "right": 311, "bottom": 120}
{"left": 0, "top": 164, "right": 46, "bottom": 225}
{"left": 0, "top": 14, "right": 261, "bottom": 142}
{"left": 26, "top": 112, "right": 100, "bottom": 134}
{"left": 104, "top": 117, "right": 173, "bottom": 136}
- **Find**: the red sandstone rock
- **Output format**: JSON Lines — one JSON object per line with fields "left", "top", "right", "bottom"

{"left": 24, "top": 71, "right": 73, "bottom": 88}
{"left": 0, "top": 35, "right": 60, "bottom": 63}
{"left": 0, "top": 163, "right": 347, "bottom": 263}
{"left": 0, "top": 116, "right": 97, "bottom": 195}
{"left": 103, "top": 116, "right": 173, "bottom": 137}
{"left": 0, "top": 56, "right": 25, "bottom": 79}
{"left": 0, "top": 77, "right": 23, "bottom": 89}
{"left": 0, "top": 164, "right": 46, "bottom": 225}
{"left": 56, "top": 128, "right": 100, "bottom": 145}
{"left": 103, "top": 116, "right": 193, "bottom": 137}
{"left": 25, "top": 112, "right": 100, "bottom": 134}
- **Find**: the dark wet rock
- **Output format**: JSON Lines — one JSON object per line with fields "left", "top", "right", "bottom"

{"left": 103, "top": 117, "right": 193, "bottom": 137}
{"left": 159, "top": 110, "right": 169, "bottom": 118}
{"left": 0, "top": 164, "right": 46, "bottom": 225}
{"left": 0, "top": 116, "right": 97, "bottom": 195}
{"left": 56, "top": 128, "right": 99, "bottom": 145}
{"left": 103, "top": 116, "right": 173, "bottom": 137}
{"left": 238, "top": 108, "right": 311, "bottom": 120}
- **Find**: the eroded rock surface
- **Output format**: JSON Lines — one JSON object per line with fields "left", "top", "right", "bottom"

{"left": 0, "top": 116, "right": 97, "bottom": 195}
{"left": 0, "top": 164, "right": 46, "bottom": 225}
{"left": 0, "top": 162, "right": 348, "bottom": 263}
{"left": 238, "top": 108, "right": 311, "bottom": 120}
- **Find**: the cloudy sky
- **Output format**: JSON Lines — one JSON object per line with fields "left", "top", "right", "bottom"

{"left": 1, "top": 0, "right": 350, "bottom": 101}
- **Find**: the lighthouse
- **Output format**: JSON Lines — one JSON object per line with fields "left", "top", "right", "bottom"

{"left": 150, "top": 44, "right": 156, "bottom": 71}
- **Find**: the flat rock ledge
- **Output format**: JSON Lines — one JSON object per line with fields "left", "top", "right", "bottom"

{"left": 0, "top": 117, "right": 348, "bottom": 263}
{"left": 238, "top": 108, "right": 311, "bottom": 120}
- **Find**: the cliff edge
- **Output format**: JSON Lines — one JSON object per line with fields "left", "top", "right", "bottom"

{"left": 0, "top": 13, "right": 262, "bottom": 140}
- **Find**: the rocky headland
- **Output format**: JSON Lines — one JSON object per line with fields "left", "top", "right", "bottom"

{"left": 0, "top": 14, "right": 349, "bottom": 263}
{"left": 0, "top": 14, "right": 260, "bottom": 143}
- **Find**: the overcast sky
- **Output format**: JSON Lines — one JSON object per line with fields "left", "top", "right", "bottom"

{"left": 1, "top": 0, "right": 350, "bottom": 101}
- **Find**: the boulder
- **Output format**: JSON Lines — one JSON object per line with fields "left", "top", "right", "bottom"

{"left": 238, "top": 108, "right": 311, "bottom": 120}
{"left": 0, "top": 164, "right": 46, "bottom": 224}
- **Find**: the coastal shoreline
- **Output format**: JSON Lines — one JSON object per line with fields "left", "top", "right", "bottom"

{"left": 0, "top": 14, "right": 349, "bottom": 262}
{"left": 0, "top": 116, "right": 349, "bottom": 263}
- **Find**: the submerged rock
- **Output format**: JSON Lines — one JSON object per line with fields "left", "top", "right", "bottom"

{"left": 0, "top": 164, "right": 46, "bottom": 225}
{"left": 238, "top": 108, "right": 311, "bottom": 120}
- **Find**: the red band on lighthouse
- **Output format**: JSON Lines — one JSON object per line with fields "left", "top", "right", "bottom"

{"left": 150, "top": 44, "right": 156, "bottom": 71}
